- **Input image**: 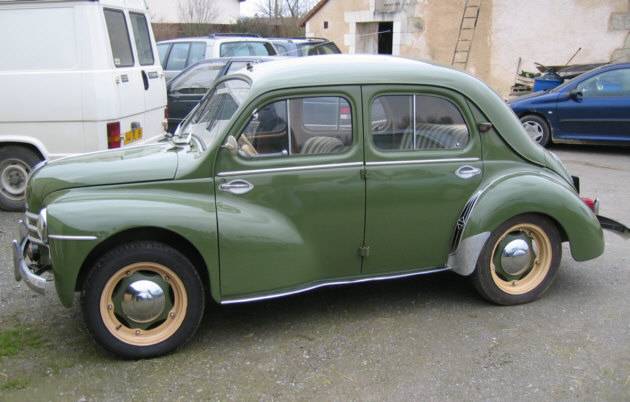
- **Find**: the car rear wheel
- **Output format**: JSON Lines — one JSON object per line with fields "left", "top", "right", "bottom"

{"left": 520, "top": 115, "right": 551, "bottom": 147}
{"left": 81, "top": 241, "right": 204, "bottom": 359}
{"left": 471, "top": 214, "right": 561, "bottom": 305}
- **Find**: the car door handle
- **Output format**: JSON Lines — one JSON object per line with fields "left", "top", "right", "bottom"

{"left": 455, "top": 165, "right": 481, "bottom": 179}
{"left": 219, "top": 179, "right": 254, "bottom": 195}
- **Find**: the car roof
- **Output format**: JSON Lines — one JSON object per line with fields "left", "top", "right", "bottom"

{"left": 158, "top": 36, "right": 273, "bottom": 44}
{"left": 269, "top": 37, "right": 331, "bottom": 43}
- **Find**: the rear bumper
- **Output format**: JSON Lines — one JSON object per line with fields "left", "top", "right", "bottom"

{"left": 12, "top": 220, "right": 50, "bottom": 295}
{"left": 597, "top": 215, "right": 630, "bottom": 240}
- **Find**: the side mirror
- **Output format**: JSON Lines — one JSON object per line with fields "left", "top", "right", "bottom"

{"left": 567, "top": 89, "right": 582, "bottom": 101}
{"left": 222, "top": 135, "right": 238, "bottom": 157}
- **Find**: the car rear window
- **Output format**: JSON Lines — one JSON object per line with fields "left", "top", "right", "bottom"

{"left": 220, "top": 42, "right": 277, "bottom": 57}
{"left": 129, "top": 12, "right": 154, "bottom": 66}
{"left": 104, "top": 9, "right": 134, "bottom": 67}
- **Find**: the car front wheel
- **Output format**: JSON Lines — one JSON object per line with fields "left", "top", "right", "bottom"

{"left": 520, "top": 115, "right": 551, "bottom": 147}
{"left": 471, "top": 214, "right": 561, "bottom": 305}
{"left": 81, "top": 241, "right": 204, "bottom": 359}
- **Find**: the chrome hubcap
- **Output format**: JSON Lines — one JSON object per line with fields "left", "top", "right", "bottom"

{"left": 493, "top": 232, "right": 535, "bottom": 280}
{"left": 120, "top": 279, "right": 166, "bottom": 323}
{"left": 112, "top": 271, "right": 172, "bottom": 329}
{"left": 500, "top": 238, "right": 533, "bottom": 276}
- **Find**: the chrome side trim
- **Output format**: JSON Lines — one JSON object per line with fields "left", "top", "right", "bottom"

{"left": 221, "top": 266, "right": 452, "bottom": 304}
{"left": 217, "top": 161, "right": 364, "bottom": 177}
{"left": 48, "top": 234, "right": 98, "bottom": 241}
{"left": 366, "top": 157, "right": 479, "bottom": 167}
{"left": 447, "top": 232, "right": 491, "bottom": 276}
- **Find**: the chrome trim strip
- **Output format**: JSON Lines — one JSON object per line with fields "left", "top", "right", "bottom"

{"left": 48, "top": 234, "right": 98, "bottom": 241}
{"left": 221, "top": 266, "right": 452, "bottom": 304}
{"left": 366, "top": 157, "right": 479, "bottom": 167}
{"left": 217, "top": 161, "right": 364, "bottom": 177}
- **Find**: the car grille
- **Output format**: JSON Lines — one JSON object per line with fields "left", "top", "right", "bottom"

{"left": 24, "top": 211, "right": 44, "bottom": 245}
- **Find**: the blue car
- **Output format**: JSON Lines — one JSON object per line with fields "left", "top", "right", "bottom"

{"left": 509, "top": 63, "right": 630, "bottom": 147}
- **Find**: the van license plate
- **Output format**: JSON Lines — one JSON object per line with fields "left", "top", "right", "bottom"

{"left": 124, "top": 128, "right": 143, "bottom": 144}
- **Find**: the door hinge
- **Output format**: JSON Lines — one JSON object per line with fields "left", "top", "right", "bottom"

{"left": 359, "top": 245, "right": 370, "bottom": 257}
{"left": 360, "top": 169, "right": 370, "bottom": 180}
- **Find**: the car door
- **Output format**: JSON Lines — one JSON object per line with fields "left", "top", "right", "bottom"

{"left": 362, "top": 86, "right": 482, "bottom": 275}
{"left": 103, "top": 8, "right": 146, "bottom": 142}
{"left": 556, "top": 66, "right": 630, "bottom": 141}
{"left": 214, "top": 87, "right": 365, "bottom": 300}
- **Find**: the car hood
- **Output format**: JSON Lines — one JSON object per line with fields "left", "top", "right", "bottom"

{"left": 26, "top": 144, "right": 178, "bottom": 211}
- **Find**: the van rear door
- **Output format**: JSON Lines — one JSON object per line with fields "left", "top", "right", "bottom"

{"left": 103, "top": 3, "right": 166, "bottom": 148}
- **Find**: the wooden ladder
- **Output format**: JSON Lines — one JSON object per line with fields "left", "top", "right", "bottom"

{"left": 451, "top": 0, "right": 480, "bottom": 70}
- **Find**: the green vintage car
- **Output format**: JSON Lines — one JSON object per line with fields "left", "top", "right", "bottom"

{"left": 12, "top": 55, "right": 628, "bottom": 359}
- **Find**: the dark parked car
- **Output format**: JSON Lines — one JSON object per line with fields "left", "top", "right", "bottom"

{"left": 166, "top": 56, "right": 283, "bottom": 132}
{"left": 509, "top": 63, "right": 630, "bottom": 147}
{"left": 270, "top": 37, "right": 341, "bottom": 56}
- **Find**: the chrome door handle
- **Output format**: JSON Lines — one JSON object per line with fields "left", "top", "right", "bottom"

{"left": 455, "top": 165, "right": 481, "bottom": 179}
{"left": 218, "top": 179, "right": 254, "bottom": 195}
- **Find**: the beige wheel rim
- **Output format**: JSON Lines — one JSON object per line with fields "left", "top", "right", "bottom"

{"left": 99, "top": 262, "right": 187, "bottom": 347}
{"left": 490, "top": 223, "right": 552, "bottom": 295}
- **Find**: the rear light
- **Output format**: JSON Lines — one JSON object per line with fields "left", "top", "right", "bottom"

{"left": 581, "top": 197, "right": 600, "bottom": 214}
{"left": 107, "top": 122, "right": 121, "bottom": 149}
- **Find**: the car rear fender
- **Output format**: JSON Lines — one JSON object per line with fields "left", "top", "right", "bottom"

{"left": 449, "top": 172, "right": 604, "bottom": 276}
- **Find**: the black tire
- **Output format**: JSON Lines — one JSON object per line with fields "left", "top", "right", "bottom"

{"left": 0, "top": 146, "right": 42, "bottom": 211}
{"left": 81, "top": 241, "right": 205, "bottom": 359}
{"left": 471, "top": 214, "right": 562, "bottom": 305}
{"left": 520, "top": 115, "right": 551, "bottom": 147}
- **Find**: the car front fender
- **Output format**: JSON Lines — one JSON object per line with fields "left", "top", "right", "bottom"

{"left": 43, "top": 182, "right": 218, "bottom": 307}
{"left": 449, "top": 172, "right": 604, "bottom": 276}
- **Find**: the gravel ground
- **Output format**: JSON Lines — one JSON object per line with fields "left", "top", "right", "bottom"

{"left": 0, "top": 144, "right": 628, "bottom": 401}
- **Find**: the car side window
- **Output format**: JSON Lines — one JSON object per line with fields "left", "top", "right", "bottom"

{"left": 577, "top": 69, "right": 630, "bottom": 97}
{"left": 371, "top": 94, "right": 469, "bottom": 150}
{"left": 237, "top": 96, "right": 352, "bottom": 158}
{"left": 157, "top": 43, "right": 170, "bottom": 67}
{"left": 188, "top": 42, "right": 206, "bottom": 66}
{"left": 165, "top": 42, "right": 190, "bottom": 71}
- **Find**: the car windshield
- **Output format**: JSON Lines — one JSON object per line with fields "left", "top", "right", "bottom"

{"left": 177, "top": 78, "right": 251, "bottom": 146}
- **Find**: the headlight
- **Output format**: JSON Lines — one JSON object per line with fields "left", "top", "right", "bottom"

{"left": 37, "top": 208, "right": 48, "bottom": 243}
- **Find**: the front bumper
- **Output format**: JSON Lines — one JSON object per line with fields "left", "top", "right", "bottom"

{"left": 12, "top": 219, "right": 51, "bottom": 295}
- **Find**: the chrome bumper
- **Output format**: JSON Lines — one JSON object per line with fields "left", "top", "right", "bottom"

{"left": 597, "top": 215, "right": 630, "bottom": 240}
{"left": 12, "top": 219, "right": 49, "bottom": 295}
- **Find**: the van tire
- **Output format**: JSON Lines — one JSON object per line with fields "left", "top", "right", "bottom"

{"left": 0, "top": 146, "right": 42, "bottom": 211}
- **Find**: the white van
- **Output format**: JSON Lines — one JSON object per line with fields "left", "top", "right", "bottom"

{"left": 0, "top": 0, "right": 167, "bottom": 211}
